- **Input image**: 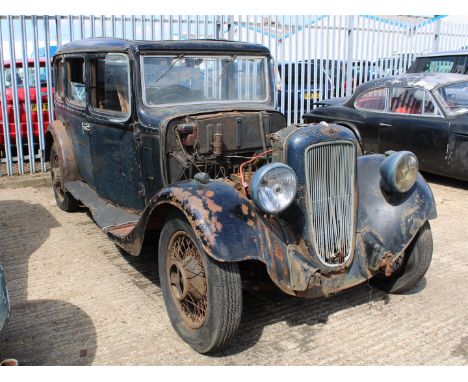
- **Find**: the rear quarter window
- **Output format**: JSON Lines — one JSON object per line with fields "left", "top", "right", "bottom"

{"left": 354, "top": 88, "right": 386, "bottom": 111}
{"left": 454, "top": 56, "right": 468, "bottom": 74}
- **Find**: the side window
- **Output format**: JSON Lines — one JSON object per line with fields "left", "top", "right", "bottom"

{"left": 422, "top": 93, "right": 443, "bottom": 116}
{"left": 354, "top": 88, "right": 386, "bottom": 111}
{"left": 389, "top": 88, "right": 424, "bottom": 115}
{"left": 89, "top": 54, "right": 130, "bottom": 118}
{"left": 65, "top": 57, "right": 85, "bottom": 106}
{"left": 454, "top": 56, "right": 468, "bottom": 74}
{"left": 389, "top": 88, "right": 441, "bottom": 116}
{"left": 55, "top": 58, "right": 65, "bottom": 99}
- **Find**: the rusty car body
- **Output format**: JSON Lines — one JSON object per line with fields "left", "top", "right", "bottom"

{"left": 304, "top": 73, "right": 468, "bottom": 181}
{"left": 47, "top": 38, "right": 437, "bottom": 353}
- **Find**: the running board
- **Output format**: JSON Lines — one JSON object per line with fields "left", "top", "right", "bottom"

{"left": 65, "top": 180, "right": 140, "bottom": 230}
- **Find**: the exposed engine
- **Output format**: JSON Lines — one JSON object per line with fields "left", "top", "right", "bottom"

{"left": 165, "top": 111, "right": 286, "bottom": 190}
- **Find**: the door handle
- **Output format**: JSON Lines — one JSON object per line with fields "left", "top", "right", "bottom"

{"left": 379, "top": 122, "right": 392, "bottom": 128}
{"left": 82, "top": 122, "right": 91, "bottom": 133}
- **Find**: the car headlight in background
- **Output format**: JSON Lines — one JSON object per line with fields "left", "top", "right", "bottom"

{"left": 380, "top": 151, "right": 419, "bottom": 193}
{"left": 250, "top": 163, "right": 298, "bottom": 214}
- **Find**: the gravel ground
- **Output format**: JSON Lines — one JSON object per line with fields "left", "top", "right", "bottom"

{"left": 0, "top": 174, "right": 467, "bottom": 365}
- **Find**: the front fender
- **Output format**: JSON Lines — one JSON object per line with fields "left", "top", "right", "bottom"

{"left": 114, "top": 155, "right": 437, "bottom": 298}
{"left": 129, "top": 180, "right": 297, "bottom": 294}
{"left": 357, "top": 154, "right": 437, "bottom": 257}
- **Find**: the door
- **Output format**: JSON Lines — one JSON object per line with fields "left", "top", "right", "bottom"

{"left": 63, "top": 56, "right": 95, "bottom": 188}
{"left": 378, "top": 87, "right": 449, "bottom": 175}
{"left": 86, "top": 53, "right": 144, "bottom": 211}
{"left": 352, "top": 87, "right": 388, "bottom": 153}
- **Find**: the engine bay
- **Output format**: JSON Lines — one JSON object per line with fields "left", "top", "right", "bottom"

{"left": 165, "top": 111, "right": 286, "bottom": 189}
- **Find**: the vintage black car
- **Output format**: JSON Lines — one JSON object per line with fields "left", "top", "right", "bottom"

{"left": 47, "top": 38, "right": 436, "bottom": 353}
{"left": 304, "top": 73, "right": 468, "bottom": 181}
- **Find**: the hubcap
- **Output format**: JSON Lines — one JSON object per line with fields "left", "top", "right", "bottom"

{"left": 167, "top": 231, "right": 208, "bottom": 328}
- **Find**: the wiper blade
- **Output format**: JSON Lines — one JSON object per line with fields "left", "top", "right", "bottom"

{"left": 150, "top": 54, "right": 185, "bottom": 86}
{"left": 216, "top": 55, "right": 237, "bottom": 83}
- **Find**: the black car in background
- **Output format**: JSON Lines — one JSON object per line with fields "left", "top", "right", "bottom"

{"left": 277, "top": 60, "right": 344, "bottom": 121}
{"left": 304, "top": 73, "right": 468, "bottom": 181}
{"left": 407, "top": 50, "right": 468, "bottom": 74}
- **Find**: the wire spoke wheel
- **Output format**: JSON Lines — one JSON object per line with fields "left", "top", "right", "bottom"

{"left": 51, "top": 149, "right": 65, "bottom": 199}
{"left": 159, "top": 215, "right": 242, "bottom": 353}
{"left": 166, "top": 231, "right": 208, "bottom": 329}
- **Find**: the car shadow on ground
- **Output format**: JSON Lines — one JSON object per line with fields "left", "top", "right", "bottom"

{"left": 120, "top": 243, "right": 412, "bottom": 357}
{"left": 422, "top": 172, "right": 468, "bottom": 190}
{"left": 0, "top": 200, "right": 97, "bottom": 365}
{"left": 214, "top": 283, "right": 389, "bottom": 357}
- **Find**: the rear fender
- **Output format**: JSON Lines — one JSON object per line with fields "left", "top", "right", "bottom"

{"left": 46, "top": 120, "right": 79, "bottom": 182}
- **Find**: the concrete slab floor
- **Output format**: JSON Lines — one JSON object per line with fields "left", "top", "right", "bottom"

{"left": 0, "top": 174, "right": 467, "bottom": 365}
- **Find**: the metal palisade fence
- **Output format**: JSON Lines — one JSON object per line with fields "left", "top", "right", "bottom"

{"left": 1, "top": 15, "right": 468, "bottom": 176}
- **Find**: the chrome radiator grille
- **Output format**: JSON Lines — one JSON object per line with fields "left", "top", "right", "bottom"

{"left": 304, "top": 141, "right": 356, "bottom": 266}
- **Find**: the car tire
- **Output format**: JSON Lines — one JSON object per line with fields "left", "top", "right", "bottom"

{"left": 158, "top": 214, "right": 242, "bottom": 354}
{"left": 371, "top": 221, "right": 433, "bottom": 294}
{"left": 50, "top": 142, "right": 79, "bottom": 212}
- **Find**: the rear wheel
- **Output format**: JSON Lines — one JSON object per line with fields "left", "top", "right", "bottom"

{"left": 50, "top": 142, "right": 79, "bottom": 212}
{"left": 371, "top": 221, "right": 433, "bottom": 294}
{"left": 158, "top": 215, "right": 242, "bottom": 353}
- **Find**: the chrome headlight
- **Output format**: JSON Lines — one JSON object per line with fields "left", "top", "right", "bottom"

{"left": 250, "top": 163, "right": 298, "bottom": 214}
{"left": 380, "top": 151, "right": 419, "bottom": 193}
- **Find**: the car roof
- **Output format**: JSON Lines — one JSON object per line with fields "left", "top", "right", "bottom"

{"left": 355, "top": 73, "right": 468, "bottom": 93}
{"left": 415, "top": 49, "right": 468, "bottom": 58}
{"left": 55, "top": 37, "right": 271, "bottom": 56}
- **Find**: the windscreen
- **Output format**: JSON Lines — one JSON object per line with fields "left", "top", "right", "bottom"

{"left": 435, "top": 81, "right": 468, "bottom": 116}
{"left": 142, "top": 55, "right": 269, "bottom": 106}
{"left": 421, "top": 56, "right": 459, "bottom": 73}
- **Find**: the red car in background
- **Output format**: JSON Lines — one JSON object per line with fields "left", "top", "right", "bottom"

{"left": 0, "top": 58, "right": 50, "bottom": 146}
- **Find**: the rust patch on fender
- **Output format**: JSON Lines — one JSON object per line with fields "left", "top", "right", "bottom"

{"left": 274, "top": 241, "right": 283, "bottom": 261}
{"left": 168, "top": 186, "right": 223, "bottom": 247}
{"left": 206, "top": 198, "right": 222, "bottom": 213}
{"left": 241, "top": 204, "right": 249, "bottom": 215}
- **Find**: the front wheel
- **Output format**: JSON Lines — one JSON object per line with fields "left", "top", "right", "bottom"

{"left": 158, "top": 215, "right": 242, "bottom": 354}
{"left": 371, "top": 221, "right": 433, "bottom": 294}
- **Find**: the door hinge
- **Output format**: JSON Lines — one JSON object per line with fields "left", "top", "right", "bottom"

{"left": 138, "top": 182, "right": 146, "bottom": 199}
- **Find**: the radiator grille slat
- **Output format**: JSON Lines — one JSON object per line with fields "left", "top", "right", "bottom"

{"left": 305, "top": 141, "right": 356, "bottom": 266}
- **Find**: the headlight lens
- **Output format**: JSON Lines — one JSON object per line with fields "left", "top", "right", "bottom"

{"left": 380, "top": 151, "right": 419, "bottom": 193}
{"left": 250, "top": 163, "right": 298, "bottom": 214}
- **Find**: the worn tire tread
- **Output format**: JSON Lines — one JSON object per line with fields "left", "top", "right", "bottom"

{"left": 208, "top": 260, "right": 242, "bottom": 353}
{"left": 158, "top": 215, "right": 242, "bottom": 354}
